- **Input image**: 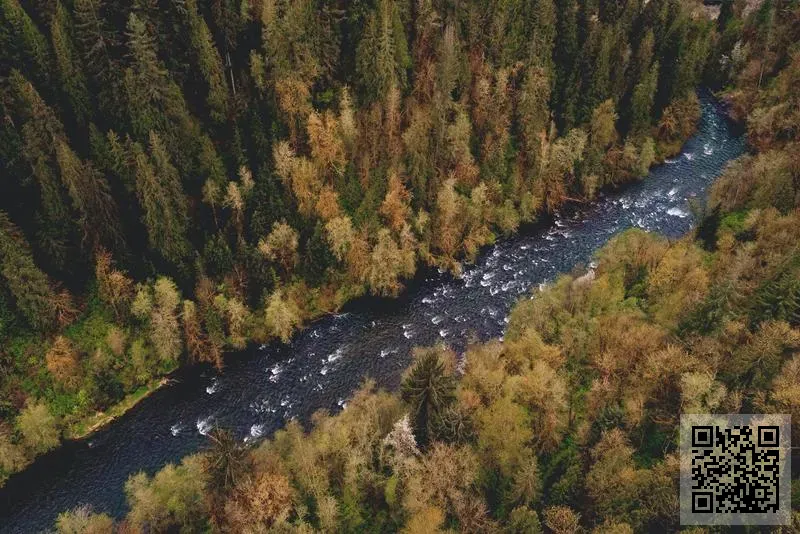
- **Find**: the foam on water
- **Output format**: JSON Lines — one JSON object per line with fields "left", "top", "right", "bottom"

{"left": 268, "top": 363, "right": 284, "bottom": 383}
{"left": 326, "top": 347, "right": 345, "bottom": 363}
{"left": 205, "top": 378, "right": 219, "bottom": 395}
{"left": 196, "top": 417, "right": 214, "bottom": 436}
{"left": 667, "top": 206, "right": 689, "bottom": 218}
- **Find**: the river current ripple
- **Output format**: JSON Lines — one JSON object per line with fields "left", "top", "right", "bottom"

{"left": 0, "top": 94, "right": 743, "bottom": 533}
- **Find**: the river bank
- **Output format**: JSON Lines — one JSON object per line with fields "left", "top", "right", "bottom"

{"left": 0, "top": 92, "right": 744, "bottom": 533}
{"left": 34, "top": 100, "right": 712, "bottom": 454}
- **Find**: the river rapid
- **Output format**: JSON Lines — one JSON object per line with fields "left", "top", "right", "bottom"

{"left": 0, "top": 93, "right": 743, "bottom": 533}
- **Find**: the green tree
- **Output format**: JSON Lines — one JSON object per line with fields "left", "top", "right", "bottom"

{"left": 629, "top": 62, "right": 659, "bottom": 135}
{"left": 578, "top": 25, "right": 614, "bottom": 124}
{"left": 50, "top": 2, "right": 91, "bottom": 122}
{"left": 54, "top": 140, "right": 121, "bottom": 251}
{"left": 0, "top": 0, "right": 51, "bottom": 84}
{"left": 73, "top": 0, "right": 121, "bottom": 116}
{"left": 355, "top": 0, "right": 411, "bottom": 102}
{"left": 264, "top": 289, "right": 301, "bottom": 343}
{"left": 125, "top": 455, "right": 208, "bottom": 532}
{"left": 8, "top": 71, "right": 73, "bottom": 260}
{"left": 55, "top": 506, "right": 114, "bottom": 534}
{"left": 0, "top": 212, "right": 58, "bottom": 331}
{"left": 401, "top": 348, "right": 456, "bottom": 447}
{"left": 17, "top": 399, "right": 60, "bottom": 455}
{"left": 150, "top": 277, "right": 182, "bottom": 364}
{"left": 133, "top": 133, "right": 190, "bottom": 266}
{"left": 553, "top": 0, "right": 580, "bottom": 131}
{"left": 183, "top": 0, "right": 228, "bottom": 123}
{"left": 590, "top": 99, "right": 618, "bottom": 150}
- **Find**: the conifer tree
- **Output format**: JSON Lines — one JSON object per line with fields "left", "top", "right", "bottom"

{"left": 54, "top": 139, "right": 122, "bottom": 251}
{"left": 184, "top": 0, "right": 228, "bottom": 123}
{"left": 553, "top": 0, "right": 580, "bottom": 131}
{"left": 401, "top": 348, "right": 456, "bottom": 447}
{"left": 132, "top": 133, "right": 190, "bottom": 267}
{"left": 0, "top": 212, "right": 58, "bottom": 331}
{"left": 0, "top": 0, "right": 51, "bottom": 84}
{"left": 8, "top": 71, "right": 72, "bottom": 247}
{"left": 355, "top": 0, "right": 411, "bottom": 102}
{"left": 73, "top": 0, "right": 120, "bottom": 116}
{"left": 629, "top": 62, "right": 660, "bottom": 135}
{"left": 578, "top": 25, "right": 614, "bottom": 124}
{"left": 50, "top": 3, "right": 91, "bottom": 122}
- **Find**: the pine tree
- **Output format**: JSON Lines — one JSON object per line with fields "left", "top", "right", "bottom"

{"left": 54, "top": 139, "right": 122, "bottom": 251}
{"left": 529, "top": 0, "right": 557, "bottom": 70}
{"left": 517, "top": 66, "right": 551, "bottom": 177}
{"left": 629, "top": 62, "right": 659, "bottom": 136}
{"left": 0, "top": 0, "right": 51, "bottom": 85}
{"left": 184, "top": 0, "right": 228, "bottom": 123}
{"left": 73, "top": 0, "right": 121, "bottom": 117}
{"left": 124, "top": 13, "right": 169, "bottom": 138}
{"left": 355, "top": 0, "right": 411, "bottom": 102}
{"left": 50, "top": 2, "right": 91, "bottom": 122}
{"left": 132, "top": 133, "right": 190, "bottom": 266}
{"left": 0, "top": 212, "right": 57, "bottom": 331}
{"left": 7, "top": 71, "right": 77, "bottom": 265}
{"left": 124, "top": 12, "right": 202, "bottom": 177}
{"left": 577, "top": 25, "right": 613, "bottom": 125}
{"left": 401, "top": 348, "right": 456, "bottom": 447}
{"left": 553, "top": 0, "right": 580, "bottom": 131}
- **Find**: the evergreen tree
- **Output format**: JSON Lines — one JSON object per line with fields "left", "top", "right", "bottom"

{"left": 184, "top": 0, "right": 228, "bottom": 123}
{"left": 132, "top": 133, "right": 190, "bottom": 267}
{"left": 577, "top": 24, "right": 613, "bottom": 125}
{"left": 50, "top": 2, "right": 91, "bottom": 123}
{"left": 54, "top": 140, "right": 122, "bottom": 251}
{"left": 355, "top": 0, "right": 411, "bottom": 102}
{"left": 0, "top": 0, "right": 51, "bottom": 85}
{"left": 553, "top": 0, "right": 580, "bottom": 131}
{"left": 8, "top": 71, "right": 75, "bottom": 264}
{"left": 0, "top": 211, "right": 58, "bottom": 331}
{"left": 73, "top": 0, "right": 121, "bottom": 117}
{"left": 629, "top": 62, "right": 659, "bottom": 136}
{"left": 401, "top": 348, "right": 456, "bottom": 447}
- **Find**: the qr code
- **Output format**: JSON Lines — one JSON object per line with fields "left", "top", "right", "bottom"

{"left": 680, "top": 414, "right": 791, "bottom": 526}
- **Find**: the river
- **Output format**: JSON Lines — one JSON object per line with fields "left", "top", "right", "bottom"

{"left": 0, "top": 93, "right": 743, "bottom": 533}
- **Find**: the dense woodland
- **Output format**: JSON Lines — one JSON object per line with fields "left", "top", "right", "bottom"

{"left": 37, "top": 0, "right": 800, "bottom": 531}
{"left": 0, "top": 0, "right": 722, "bottom": 482}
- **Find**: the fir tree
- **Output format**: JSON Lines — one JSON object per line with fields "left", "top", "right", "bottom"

{"left": 132, "top": 133, "right": 190, "bottom": 267}
{"left": 0, "top": 211, "right": 58, "bottom": 331}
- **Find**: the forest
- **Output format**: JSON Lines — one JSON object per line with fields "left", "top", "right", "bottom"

{"left": 34, "top": 0, "right": 800, "bottom": 531}
{"left": 0, "top": 0, "right": 723, "bottom": 484}
{"left": 41, "top": 0, "right": 800, "bottom": 523}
